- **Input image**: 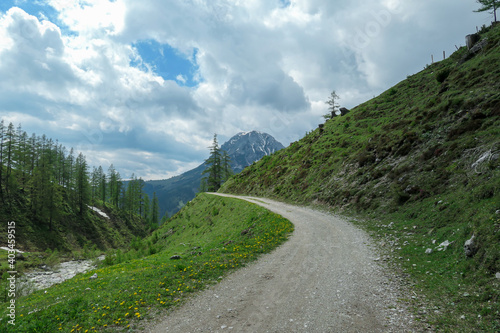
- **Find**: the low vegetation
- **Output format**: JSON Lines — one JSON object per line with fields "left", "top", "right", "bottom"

{"left": 0, "top": 194, "right": 293, "bottom": 332}
{"left": 221, "top": 23, "right": 500, "bottom": 331}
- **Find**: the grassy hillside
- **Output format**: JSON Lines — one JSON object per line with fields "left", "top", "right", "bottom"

{"left": 221, "top": 24, "right": 500, "bottom": 331}
{"left": 0, "top": 194, "right": 293, "bottom": 332}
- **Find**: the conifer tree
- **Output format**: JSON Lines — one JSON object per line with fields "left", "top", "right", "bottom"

{"left": 221, "top": 150, "right": 233, "bottom": 183}
{"left": 150, "top": 191, "right": 160, "bottom": 227}
{"left": 202, "top": 134, "right": 223, "bottom": 192}
{"left": 324, "top": 90, "right": 340, "bottom": 120}
{"left": 75, "top": 152, "right": 90, "bottom": 215}
{"left": 475, "top": 0, "right": 499, "bottom": 22}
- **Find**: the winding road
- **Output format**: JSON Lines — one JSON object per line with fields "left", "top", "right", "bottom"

{"left": 145, "top": 194, "right": 422, "bottom": 332}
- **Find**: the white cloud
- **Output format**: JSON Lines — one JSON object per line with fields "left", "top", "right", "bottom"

{"left": 0, "top": 0, "right": 492, "bottom": 179}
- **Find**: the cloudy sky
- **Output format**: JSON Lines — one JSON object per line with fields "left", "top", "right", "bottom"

{"left": 0, "top": 0, "right": 493, "bottom": 180}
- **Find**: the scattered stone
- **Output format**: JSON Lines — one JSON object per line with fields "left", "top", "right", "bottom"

{"left": 90, "top": 273, "right": 98, "bottom": 279}
{"left": 437, "top": 240, "right": 452, "bottom": 251}
{"left": 170, "top": 255, "right": 181, "bottom": 260}
{"left": 460, "top": 315, "right": 466, "bottom": 320}
{"left": 463, "top": 293, "right": 470, "bottom": 297}
{"left": 495, "top": 272, "right": 500, "bottom": 279}
{"left": 425, "top": 248, "right": 433, "bottom": 254}
{"left": 464, "top": 235, "right": 477, "bottom": 257}
{"left": 85, "top": 288, "right": 91, "bottom": 291}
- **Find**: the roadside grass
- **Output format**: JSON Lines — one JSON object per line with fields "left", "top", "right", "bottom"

{"left": 0, "top": 194, "right": 293, "bottom": 332}
{"left": 348, "top": 189, "right": 500, "bottom": 332}
{"left": 221, "top": 23, "right": 500, "bottom": 332}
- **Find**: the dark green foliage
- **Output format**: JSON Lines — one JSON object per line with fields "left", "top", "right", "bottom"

{"left": 0, "top": 124, "right": 150, "bottom": 253}
{"left": 436, "top": 68, "right": 451, "bottom": 83}
{"left": 201, "top": 134, "right": 232, "bottom": 192}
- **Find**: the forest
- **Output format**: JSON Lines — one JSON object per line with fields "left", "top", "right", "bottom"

{"left": 0, "top": 120, "right": 162, "bottom": 250}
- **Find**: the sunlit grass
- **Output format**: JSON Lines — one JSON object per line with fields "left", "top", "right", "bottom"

{"left": 0, "top": 194, "right": 293, "bottom": 332}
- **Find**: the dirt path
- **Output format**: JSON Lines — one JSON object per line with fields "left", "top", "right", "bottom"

{"left": 145, "top": 194, "right": 423, "bottom": 332}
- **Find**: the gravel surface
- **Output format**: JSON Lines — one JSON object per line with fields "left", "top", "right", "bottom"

{"left": 145, "top": 194, "right": 426, "bottom": 332}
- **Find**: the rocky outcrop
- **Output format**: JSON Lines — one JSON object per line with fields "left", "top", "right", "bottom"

{"left": 464, "top": 235, "right": 477, "bottom": 257}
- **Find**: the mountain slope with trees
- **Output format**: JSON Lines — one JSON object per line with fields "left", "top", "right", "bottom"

{"left": 0, "top": 123, "right": 156, "bottom": 252}
{"left": 221, "top": 23, "right": 500, "bottom": 331}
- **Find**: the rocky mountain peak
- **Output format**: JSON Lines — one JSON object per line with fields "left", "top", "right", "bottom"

{"left": 221, "top": 131, "right": 284, "bottom": 172}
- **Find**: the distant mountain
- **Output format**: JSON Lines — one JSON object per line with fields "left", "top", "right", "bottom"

{"left": 144, "top": 131, "right": 284, "bottom": 219}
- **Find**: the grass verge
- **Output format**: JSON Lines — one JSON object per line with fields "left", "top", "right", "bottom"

{"left": 0, "top": 193, "right": 293, "bottom": 332}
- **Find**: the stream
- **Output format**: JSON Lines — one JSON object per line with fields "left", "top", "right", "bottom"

{"left": 19, "top": 256, "right": 104, "bottom": 295}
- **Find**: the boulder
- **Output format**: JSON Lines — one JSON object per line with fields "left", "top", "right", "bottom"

{"left": 339, "top": 107, "right": 350, "bottom": 116}
{"left": 89, "top": 273, "right": 98, "bottom": 279}
{"left": 465, "top": 33, "right": 480, "bottom": 49}
{"left": 170, "top": 255, "right": 181, "bottom": 260}
{"left": 464, "top": 235, "right": 477, "bottom": 257}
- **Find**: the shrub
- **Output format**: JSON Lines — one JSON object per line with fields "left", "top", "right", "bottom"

{"left": 436, "top": 68, "right": 451, "bottom": 83}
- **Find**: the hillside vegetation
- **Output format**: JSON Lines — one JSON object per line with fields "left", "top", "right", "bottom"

{"left": 0, "top": 194, "right": 293, "bottom": 332}
{"left": 222, "top": 24, "right": 500, "bottom": 331}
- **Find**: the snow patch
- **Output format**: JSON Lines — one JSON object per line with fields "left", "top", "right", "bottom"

{"left": 88, "top": 206, "right": 110, "bottom": 219}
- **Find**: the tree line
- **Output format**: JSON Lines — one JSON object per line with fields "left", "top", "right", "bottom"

{"left": 0, "top": 121, "right": 161, "bottom": 230}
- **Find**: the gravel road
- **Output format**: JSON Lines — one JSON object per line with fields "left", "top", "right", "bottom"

{"left": 145, "top": 194, "right": 424, "bottom": 332}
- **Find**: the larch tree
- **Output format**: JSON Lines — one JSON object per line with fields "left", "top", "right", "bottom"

{"left": 475, "top": 0, "right": 499, "bottom": 22}
{"left": 221, "top": 150, "right": 233, "bottom": 183}
{"left": 202, "top": 134, "right": 223, "bottom": 192}
{"left": 150, "top": 191, "right": 160, "bottom": 227}
{"left": 324, "top": 90, "right": 340, "bottom": 120}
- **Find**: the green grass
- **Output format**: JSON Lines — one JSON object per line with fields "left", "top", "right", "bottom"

{"left": 221, "top": 23, "right": 500, "bottom": 331}
{"left": 0, "top": 193, "right": 293, "bottom": 332}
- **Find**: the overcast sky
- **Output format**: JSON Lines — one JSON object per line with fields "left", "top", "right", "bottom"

{"left": 0, "top": 0, "right": 493, "bottom": 180}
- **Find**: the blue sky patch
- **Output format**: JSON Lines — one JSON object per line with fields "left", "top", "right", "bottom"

{"left": 132, "top": 40, "right": 199, "bottom": 87}
{"left": 1, "top": 0, "right": 75, "bottom": 35}
{"left": 279, "top": 0, "right": 291, "bottom": 8}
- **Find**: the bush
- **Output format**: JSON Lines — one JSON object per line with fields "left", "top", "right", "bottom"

{"left": 436, "top": 68, "right": 451, "bottom": 83}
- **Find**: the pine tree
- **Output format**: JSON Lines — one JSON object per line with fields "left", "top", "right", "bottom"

{"left": 475, "top": 0, "right": 499, "bottom": 22}
{"left": 221, "top": 150, "right": 233, "bottom": 183}
{"left": 324, "top": 90, "right": 340, "bottom": 120}
{"left": 150, "top": 192, "right": 160, "bottom": 227}
{"left": 202, "top": 134, "right": 223, "bottom": 192}
{"left": 75, "top": 153, "right": 90, "bottom": 215}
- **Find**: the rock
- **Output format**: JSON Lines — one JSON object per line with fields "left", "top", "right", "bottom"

{"left": 465, "top": 33, "right": 480, "bottom": 50}
{"left": 425, "top": 248, "right": 433, "bottom": 254}
{"left": 496, "top": 272, "right": 500, "bottom": 279}
{"left": 469, "top": 38, "right": 488, "bottom": 54}
{"left": 170, "top": 255, "right": 181, "bottom": 260}
{"left": 437, "top": 240, "right": 451, "bottom": 251}
{"left": 464, "top": 235, "right": 477, "bottom": 257}
{"left": 339, "top": 107, "right": 350, "bottom": 116}
{"left": 89, "top": 273, "right": 98, "bottom": 279}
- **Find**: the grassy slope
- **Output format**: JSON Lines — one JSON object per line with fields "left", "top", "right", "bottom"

{"left": 221, "top": 24, "right": 500, "bottom": 331}
{"left": 0, "top": 194, "right": 293, "bottom": 332}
